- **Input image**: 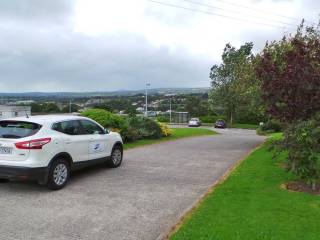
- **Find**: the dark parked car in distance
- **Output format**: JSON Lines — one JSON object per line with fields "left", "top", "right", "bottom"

{"left": 214, "top": 119, "right": 227, "bottom": 129}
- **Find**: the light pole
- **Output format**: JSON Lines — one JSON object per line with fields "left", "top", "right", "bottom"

{"left": 169, "top": 97, "right": 172, "bottom": 124}
{"left": 145, "top": 83, "right": 150, "bottom": 117}
{"left": 167, "top": 94, "right": 174, "bottom": 124}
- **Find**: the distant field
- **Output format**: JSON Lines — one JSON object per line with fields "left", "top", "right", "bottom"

{"left": 124, "top": 128, "right": 217, "bottom": 149}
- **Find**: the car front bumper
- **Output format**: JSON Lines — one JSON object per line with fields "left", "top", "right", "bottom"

{"left": 215, "top": 125, "right": 226, "bottom": 128}
{"left": 0, "top": 165, "right": 48, "bottom": 183}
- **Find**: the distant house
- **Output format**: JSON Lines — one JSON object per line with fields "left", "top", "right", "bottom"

{"left": 150, "top": 100, "right": 160, "bottom": 108}
{"left": 85, "top": 99, "right": 105, "bottom": 107}
{"left": 0, "top": 105, "right": 31, "bottom": 119}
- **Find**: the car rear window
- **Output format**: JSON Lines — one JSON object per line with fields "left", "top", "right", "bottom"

{"left": 0, "top": 121, "right": 42, "bottom": 139}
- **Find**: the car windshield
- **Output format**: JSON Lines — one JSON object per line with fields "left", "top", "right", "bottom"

{"left": 190, "top": 118, "right": 198, "bottom": 121}
{"left": 217, "top": 120, "right": 225, "bottom": 124}
{"left": 0, "top": 121, "right": 42, "bottom": 139}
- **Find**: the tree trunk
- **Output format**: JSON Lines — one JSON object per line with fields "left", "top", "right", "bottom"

{"left": 230, "top": 111, "right": 233, "bottom": 126}
{"left": 290, "top": 155, "right": 296, "bottom": 172}
{"left": 291, "top": 161, "right": 296, "bottom": 172}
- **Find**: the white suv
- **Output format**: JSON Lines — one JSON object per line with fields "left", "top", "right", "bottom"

{"left": 0, "top": 115, "right": 123, "bottom": 190}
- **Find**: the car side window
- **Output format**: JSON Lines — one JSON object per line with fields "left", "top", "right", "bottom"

{"left": 52, "top": 120, "right": 82, "bottom": 135}
{"left": 80, "top": 120, "right": 104, "bottom": 135}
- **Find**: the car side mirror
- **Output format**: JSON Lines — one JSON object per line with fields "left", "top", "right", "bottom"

{"left": 104, "top": 128, "right": 111, "bottom": 134}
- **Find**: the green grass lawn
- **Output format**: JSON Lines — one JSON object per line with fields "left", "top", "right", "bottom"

{"left": 171, "top": 134, "right": 320, "bottom": 240}
{"left": 124, "top": 128, "right": 216, "bottom": 149}
{"left": 231, "top": 123, "right": 259, "bottom": 129}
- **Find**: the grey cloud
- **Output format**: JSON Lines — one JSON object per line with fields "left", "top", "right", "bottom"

{"left": 0, "top": 0, "right": 73, "bottom": 23}
{"left": 0, "top": 0, "right": 317, "bottom": 92}
{"left": 0, "top": 27, "right": 212, "bottom": 92}
{"left": 0, "top": 0, "right": 212, "bottom": 92}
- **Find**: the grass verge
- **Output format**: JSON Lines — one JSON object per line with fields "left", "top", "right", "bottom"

{"left": 170, "top": 133, "right": 320, "bottom": 240}
{"left": 124, "top": 128, "right": 216, "bottom": 149}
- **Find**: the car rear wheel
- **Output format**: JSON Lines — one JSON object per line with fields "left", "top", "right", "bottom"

{"left": 47, "top": 159, "right": 70, "bottom": 190}
{"left": 107, "top": 145, "right": 123, "bottom": 168}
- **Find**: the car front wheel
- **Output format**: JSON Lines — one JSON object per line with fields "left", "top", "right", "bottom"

{"left": 107, "top": 145, "right": 123, "bottom": 168}
{"left": 47, "top": 159, "right": 70, "bottom": 190}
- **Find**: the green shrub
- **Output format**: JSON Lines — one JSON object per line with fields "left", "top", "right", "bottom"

{"left": 120, "top": 123, "right": 140, "bottom": 142}
{"left": 235, "top": 114, "right": 266, "bottom": 125}
{"left": 127, "top": 116, "right": 162, "bottom": 139}
{"left": 273, "top": 114, "right": 320, "bottom": 189}
{"left": 81, "top": 109, "right": 125, "bottom": 129}
{"left": 157, "top": 115, "right": 170, "bottom": 123}
{"left": 82, "top": 109, "right": 163, "bottom": 143}
{"left": 258, "top": 119, "right": 282, "bottom": 135}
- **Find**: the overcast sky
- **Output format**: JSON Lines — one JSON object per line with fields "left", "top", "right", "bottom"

{"left": 0, "top": 0, "right": 318, "bottom": 92}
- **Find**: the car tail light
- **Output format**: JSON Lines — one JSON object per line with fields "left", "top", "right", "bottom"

{"left": 15, "top": 138, "right": 51, "bottom": 150}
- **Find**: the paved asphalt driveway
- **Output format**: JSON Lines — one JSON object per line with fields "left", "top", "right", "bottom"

{"left": 0, "top": 128, "right": 265, "bottom": 240}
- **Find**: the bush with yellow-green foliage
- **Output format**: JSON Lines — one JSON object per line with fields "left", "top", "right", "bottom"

{"left": 159, "top": 123, "right": 173, "bottom": 137}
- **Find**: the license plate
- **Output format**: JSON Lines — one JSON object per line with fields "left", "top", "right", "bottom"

{"left": 0, "top": 147, "right": 13, "bottom": 155}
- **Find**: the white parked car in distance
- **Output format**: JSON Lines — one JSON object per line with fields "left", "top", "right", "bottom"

{"left": 0, "top": 115, "right": 123, "bottom": 190}
{"left": 188, "top": 118, "right": 202, "bottom": 127}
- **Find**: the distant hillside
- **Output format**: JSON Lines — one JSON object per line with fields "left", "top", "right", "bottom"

{"left": 0, "top": 87, "right": 210, "bottom": 99}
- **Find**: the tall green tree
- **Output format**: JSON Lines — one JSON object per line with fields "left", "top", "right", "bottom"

{"left": 185, "top": 96, "right": 208, "bottom": 117}
{"left": 61, "top": 104, "right": 80, "bottom": 113}
{"left": 209, "top": 42, "right": 262, "bottom": 125}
